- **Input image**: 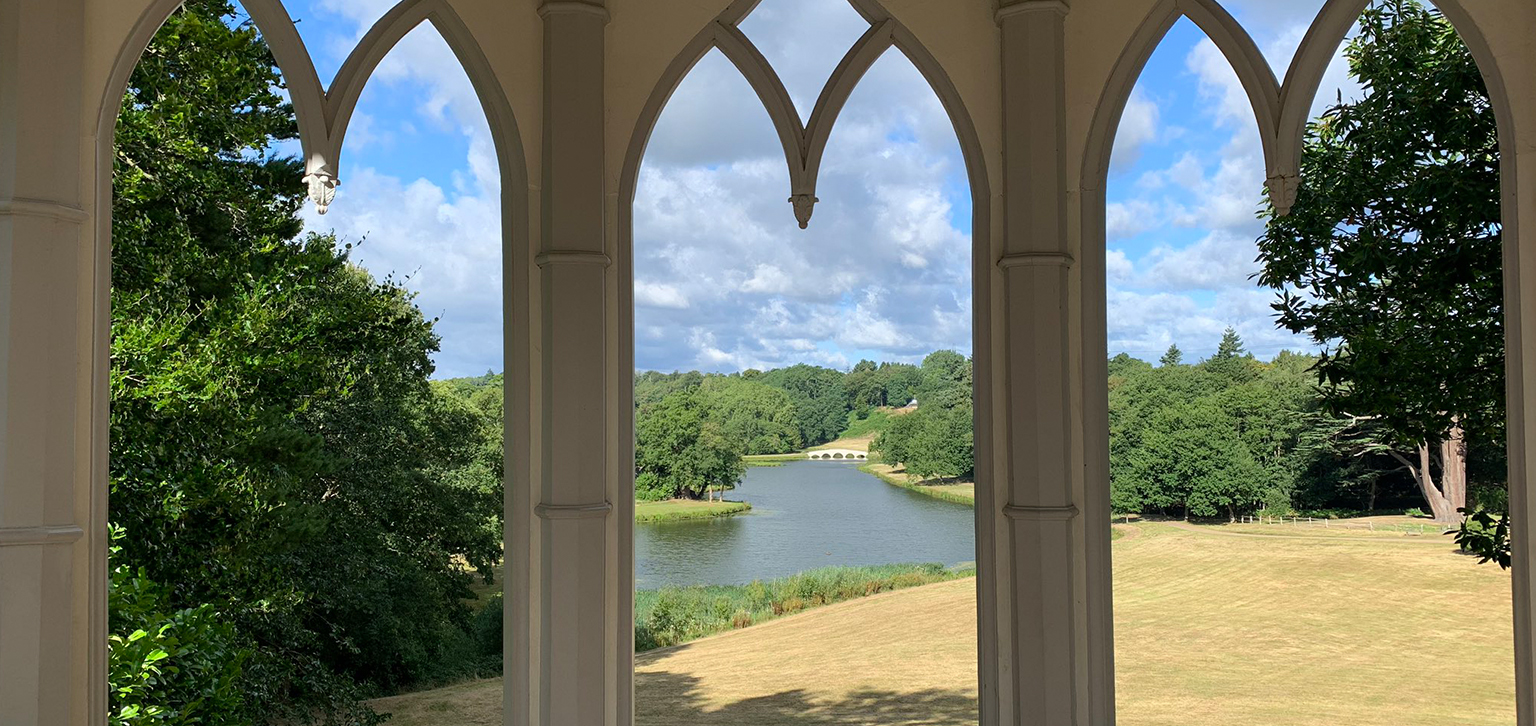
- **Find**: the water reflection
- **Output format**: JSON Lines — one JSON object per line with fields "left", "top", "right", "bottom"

{"left": 635, "top": 461, "right": 975, "bottom": 588}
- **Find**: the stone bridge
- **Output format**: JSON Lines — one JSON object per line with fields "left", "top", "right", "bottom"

{"left": 807, "top": 449, "right": 868, "bottom": 461}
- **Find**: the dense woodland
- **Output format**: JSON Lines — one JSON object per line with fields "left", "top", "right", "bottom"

{"left": 618, "top": 331, "right": 1506, "bottom": 523}
{"left": 106, "top": 0, "right": 1502, "bottom": 723}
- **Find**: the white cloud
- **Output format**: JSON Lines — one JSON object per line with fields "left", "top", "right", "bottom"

{"left": 295, "top": 14, "right": 503, "bottom": 379}
{"left": 1106, "top": 249, "right": 1134, "bottom": 283}
{"left": 736, "top": 0, "right": 874, "bottom": 119}
{"left": 632, "top": 46, "right": 972, "bottom": 371}
{"left": 1138, "top": 231, "right": 1260, "bottom": 292}
{"left": 636, "top": 281, "right": 690, "bottom": 309}
{"left": 1106, "top": 199, "right": 1163, "bottom": 240}
{"left": 1111, "top": 90, "right": 1161, "bottom": 172}
{"left": 293, "top": 0, "right": 1343, "bottom": 374}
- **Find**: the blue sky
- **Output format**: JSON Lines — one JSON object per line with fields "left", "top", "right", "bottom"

{"left": 276, "top": 0, "right": 1357, "bottom": 378}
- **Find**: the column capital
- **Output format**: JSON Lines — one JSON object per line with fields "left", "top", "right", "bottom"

{"left": 995, "top": 0, "right": 1068, "bottom": 25}
{"left": 538, "top": 1, "right": 610, "bottom": 23}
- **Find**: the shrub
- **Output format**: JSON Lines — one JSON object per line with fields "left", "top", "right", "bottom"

{"left": 109, "top": 561, "right": 251, "bottom": 726}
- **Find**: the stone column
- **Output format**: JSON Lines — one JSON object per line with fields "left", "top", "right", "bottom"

{"left": 986, "top": 1, "right": 1113, "bottom": 723}
{"left": 0, "top": 0, "right": 102, "bottom": 725}
{"left": 517, "top": 2, "right": 625, "bottom": 726}
{"left": 1501, "top": 15, "right": 1536, "bottom": 725}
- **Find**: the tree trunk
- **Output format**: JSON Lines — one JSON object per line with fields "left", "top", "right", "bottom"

{"left": 1391, "top": 424, "right": 1467, "bottom": 524}
{"left": 1414, "top": 443, "right": 1457, "bottom": 522}
{"left": 1437, "top": 425, "right": 1468, "bottom": 521}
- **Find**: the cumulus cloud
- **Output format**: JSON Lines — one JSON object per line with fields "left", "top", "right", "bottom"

{"left": 289, "top": 0, "right": 1347, "bottom": 374}
{"left": 1111, "top": 90, "right": 1161, "bottom": 172}
{"left": 1100, "top": 5, "right": 1343, "bottom": 362}
{"left": 291, "top": 6, "right": 503, "bottom": 379}
{"left": 632, "top": 20, "right": 972, "bottom": 372}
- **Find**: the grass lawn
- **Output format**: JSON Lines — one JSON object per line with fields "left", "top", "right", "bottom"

{"left": 634, "top": 498, "right": 750, "bottom": 523}
{"left": 808, "top": 431, "right": 878, "bottom": 452}
{"left": 374, "top": 521, "right": 1513, "bottom": 726}
{"left": 862, "top": 462, "right": 974, "bottom": 505}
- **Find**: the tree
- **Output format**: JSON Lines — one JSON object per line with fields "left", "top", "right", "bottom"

{"left": 1128, "top": 399, "right": 1267, "bottom": 520}
{"left": 876, "top": 362, "right": 923, "bottom": 406}
{"left": 1256, "top": 0, "right": 1501, "bottom": 525}
{"left": 1204, "top": 328, "right": 1259, "bottom": 386}
{"left": 1159, "top": 344, "right": 1184, "bottom": 367}
{"left": 843, "top": 359, "right": 886, "bottom": 414}
{"left": 871, "top": 409, "right": 921, "bottom": 470}
{"left": 635, "top": 390, "right": 745, "bottom": 501}
{"left": 916, "top": 350, "right": 971, "bottom": 409}
{"left": 111, "top": 1, "right": 503, "bottom": 719}
{"left": 698, "top": 377, "right": 802, "bottom": 455}
{"left": 760, "top": 364, "right": 849, "bottom": 446}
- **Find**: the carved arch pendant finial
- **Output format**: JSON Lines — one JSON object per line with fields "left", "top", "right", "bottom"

{"left": 304, "top": 171, "right": 339, "bottom": 215}
{"left": 1266, "top": 173, "right": 1299, "bottom": 216}
{"left": 789, "top": 194, "right": 819, "bottom": 229}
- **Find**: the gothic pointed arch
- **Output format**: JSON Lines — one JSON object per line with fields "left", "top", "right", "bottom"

{"left": 619, "top": 0, "right": 988, "bottom": 232}
{"left": 101, "top": 0, "right": 329, "bottom": 199}
{"left": 102, "top": 0, "right": 529, "bottom": 219}
{"left": 1274, "top": 0, "right": 1518, "bottom": 208}
{"left": 1080, "top": 0, "right": 1279, "bottom": 202}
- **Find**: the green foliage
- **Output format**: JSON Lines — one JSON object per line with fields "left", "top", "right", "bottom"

{"left": 1257, "top": 0, "right": 1502, "bottom": 448}
{"left": 635, "top": 390, "right": 746, "bottom": 500}
{"left": 633, "top": 564, "right": 967, "bottom": 651}
{"left": 759, "top": 364, "right": 851, "bottom": 446}
{"left": 841, "top": 408, "right": 894, "bottom": 440}
{"left": 1126, "top": 398, "right": 1268, "bottom": 519}
{"left": 109, "top": 531, "right": 251, "bottom": 726}
{"left": 1455, "top": 509, "right": 1511, "bottom": 568}
{"left": 696, "top": 377, "right": 802, "bottom": 455}
{"left": 1204, "top": 328, "right": 1260, "bottom": 387}
{"left": 1159, "top": 345, "right": 1183, "bottom": 367}
{"left": 1257, "top": 0, "right": 1506, "bottom": 561}
{"left": 873, "top": 403, "right": 974, "bottom": 482}
{"left": 869, "top": 352, "right": 975, "bottom": 481}
{"left": 915, "top": 350, "right": 972, "bottom": 410}
{"left": 1104, "top": 333, "right": 1413, "bottom": 519}
{"left": 110, "top": 0, "right": 504, "bottom": 717}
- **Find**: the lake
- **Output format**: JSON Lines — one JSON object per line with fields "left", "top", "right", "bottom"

{"left": 635, "top": 461, "right": 975, "bottom": 588}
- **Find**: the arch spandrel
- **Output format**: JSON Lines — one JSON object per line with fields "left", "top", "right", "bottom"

{"left": 1063, "top": 0, "right": 1167, "bottom": 193}
{"left": 83, "top": 0, "right": 162, "bottom": 127}
{"left": 605, "top": 0, "right": 738, "bottom": 191}
{"left": 440, "top": 0, "right": 543, "bottom": 190}
{"left": 876, "top": 0, "right": 1003, "bottom": 195}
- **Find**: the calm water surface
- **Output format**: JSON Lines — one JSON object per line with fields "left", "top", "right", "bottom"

{"left": 635, "top": 461, "right": 974, "bottom": 588}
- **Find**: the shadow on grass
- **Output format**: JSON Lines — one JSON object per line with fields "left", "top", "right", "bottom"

{"left": 637, "top": 670, "right": 977, "bottom": 726}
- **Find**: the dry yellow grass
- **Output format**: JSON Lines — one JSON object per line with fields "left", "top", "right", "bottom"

{"left": 808, "top": 432, "right": 878, "bottom": 452}
{"left": 373, "top": 522, "right": 1514, "bottom": 726}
